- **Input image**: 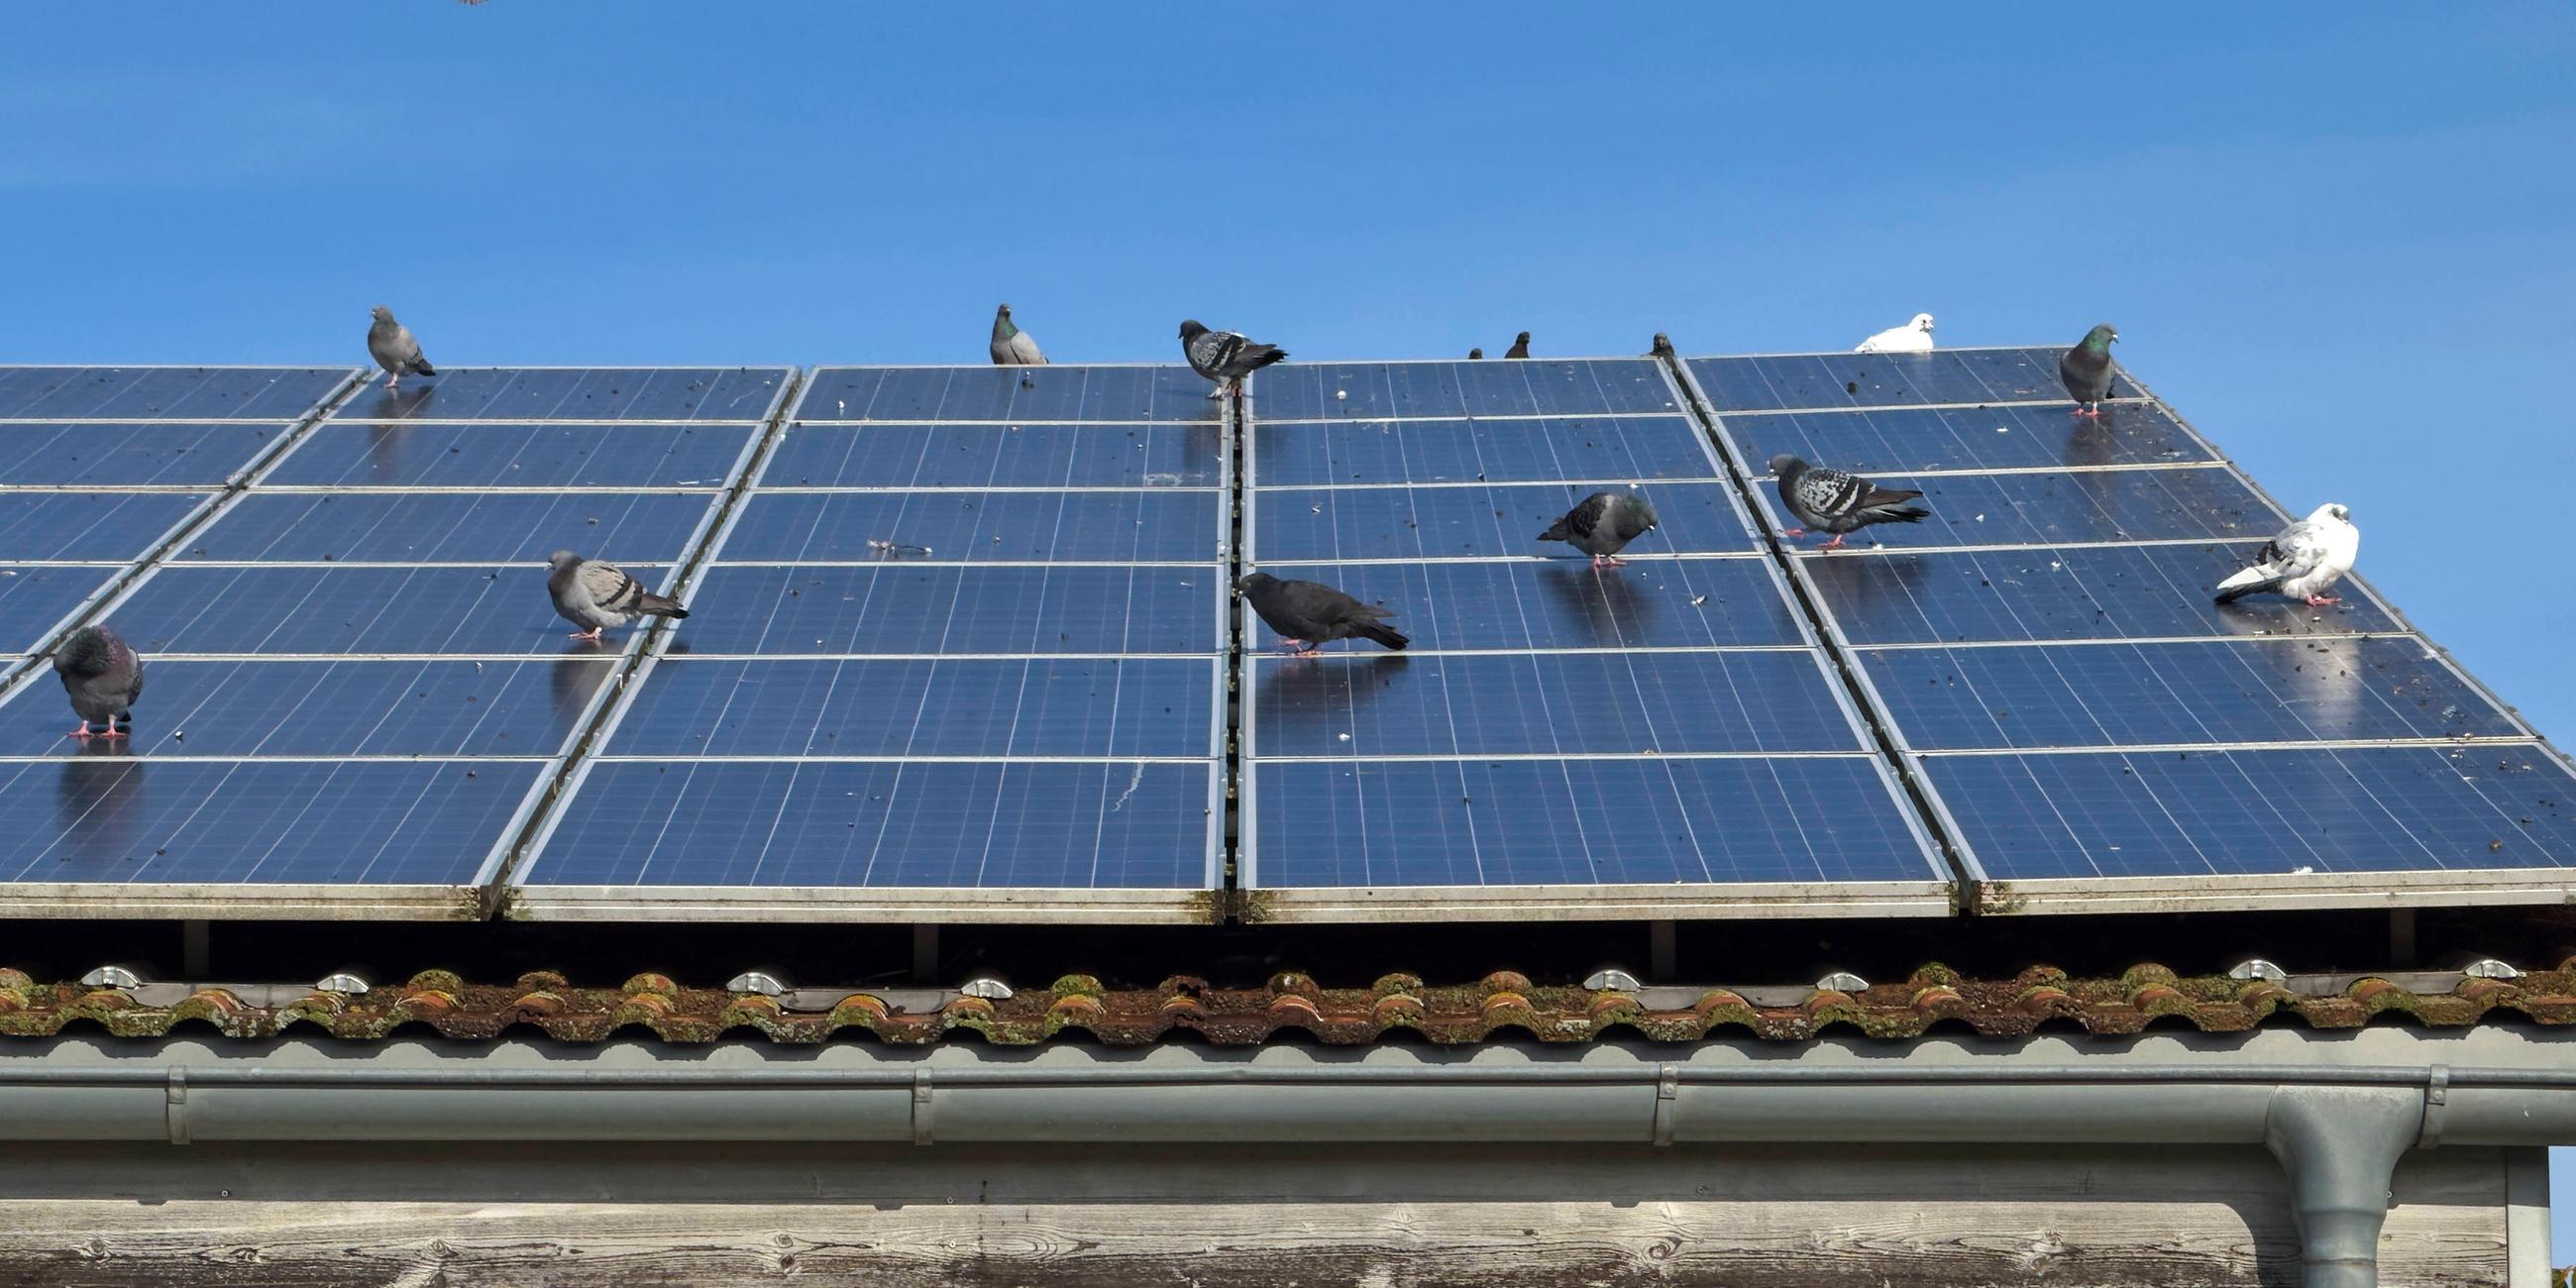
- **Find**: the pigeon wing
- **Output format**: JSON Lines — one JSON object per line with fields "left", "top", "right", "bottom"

{"left": 578, "top": 560, "right": 646, "bottom": 614}
{"left": 1005, "top": 330, "right": 1046, "bottom": 365}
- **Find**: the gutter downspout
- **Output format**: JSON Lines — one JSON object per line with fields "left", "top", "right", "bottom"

{"left": 2263, "top": 1086, "right": 2425, "bottom": 1288}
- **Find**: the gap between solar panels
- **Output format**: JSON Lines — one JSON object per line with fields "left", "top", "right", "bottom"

{"left": 1669, "top": 346, "right": 2576, "bottom": 917}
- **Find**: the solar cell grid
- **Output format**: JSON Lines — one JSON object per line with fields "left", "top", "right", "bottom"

{"left": 1253, "top": 415, "right": 1724, "bottom": 487}
{"left": 1714, "top": 401, "right": 2213, "bottom": 476}
{"left": 267, "top": 423, "right": 757, "bottom": 488}
{"left": 0, "top": 422, "right": 293, "bottom": 488}
{"left": 332, "top": 368, "right": 794, "bottom": 423}
{"left": 1686, "top": 347, "right": 2147, "bottom": 414}
{"left": 0, "top": 366, "right": 358, "bottom": 421}
{"left": 1745, "top": 465, "right": 2278, "bottom": 551}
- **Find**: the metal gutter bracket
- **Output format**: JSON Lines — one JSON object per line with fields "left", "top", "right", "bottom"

{"left": 2262, "top": 1085, "right": 2423, "bottom": 1288}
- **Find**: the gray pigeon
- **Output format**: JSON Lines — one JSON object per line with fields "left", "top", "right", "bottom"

{"left": 367, "top": 306, "right": 436, "bottom": 391}
{"left": 2059, "top": 323, "right": 2117, "bottom": 416}
{"left": 54, "top": 624, "right": 144, "bottom": 742}
{"left": 1179, "top": 320, "right": 1288, "bottom": 399}
{"left": 548, "top": 550, "right": 689, "bottom": 642}
{"left": 1650, "top": 333, "right": 1675, "bottom": 358}
{"left": 2214, "top": 503, "right": 2359, "bottom": 606}
{"left": 1236, "top": 573, "right": 1408, "bottom": 653}
{"left": 1540, "top": 489, "right": 1660, "bottom": 569}
{"left": 1504, "top": 331, "right": 1531, "bottom": 360}
{"left": 1468, "top": 348, "right": 1484, "bottom": 360}
{"left": 989, "top": 304, "right": 1046, "bottom": 366}
{"left": 1769, "top": 455, "right": 1929, "bottom": 551}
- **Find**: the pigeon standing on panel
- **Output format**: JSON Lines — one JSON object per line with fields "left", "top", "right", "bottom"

{"left": 2214, "top": 504, "right": 2359, "bottom": 607}
{"left": 54, "top": 625, "right": 144, "bottom": 742}
{"left": 1504, "top": 331, "right": 1532, "bottom": 360}
{"left": 548, "top": 550, "right": 690, "bottom": 642}
{"left": 1650, "top": 333, "right": 1676, "bottom": 359}
{"left": 989, "top": 304, "right": 1046, "bottom": 366}
{"left": 2059, "top": 324, "right": 2118, "bottom": 416}
{"left": 1769, "top": 455, "right": 1930, "bottom": 551}
{"left": 1856, "top": 313, "right": 1936, "bottom": 354}
{"left": 1541, "top": 489, "right": 1660, "bottom": 570}
{"left": 1236, "top": 574, "right": 1409, "bottom": 654}
{"left": 1179, "top": 320, "right": 1288, "bottom": 400}
{"left": 367, "top": 306, "right": 436, "bottom": 391}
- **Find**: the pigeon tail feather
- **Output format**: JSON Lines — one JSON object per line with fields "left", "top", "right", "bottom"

{"left": 1351, "top": 620, "right": 1409, "bottom": 650}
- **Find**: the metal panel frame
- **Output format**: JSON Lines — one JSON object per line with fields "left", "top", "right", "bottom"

{"left": 504, "top": 366, "right": 1231, "bottom": 923}
{"left": 1235, "top": 359, "right": 1957, "bottom": 922}
{"left": 1672, "top": 345, "right": 2576, "bottom": 916}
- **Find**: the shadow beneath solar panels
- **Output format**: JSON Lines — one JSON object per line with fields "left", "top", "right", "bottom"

{"left": 53, "top": 746, "right": 145, "bottom": 867}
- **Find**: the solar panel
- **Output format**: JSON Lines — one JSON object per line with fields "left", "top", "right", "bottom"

{"left": 1675, "top": 347, "right": 2576, "bottom": 913}
{"left": 1237, "top": 358, "right": 1953, "bottom": 921}
{"left": 0, "top": 366, "right": 357, "bottom": 420}
{"left": 0, "top": 423, "right": 294, "bottom": 487}
{"left": 507, "top": 366, "right": 1229, "bottom": 921}
{"left": 0, "top": 366, "right": 786, "bottom": 918}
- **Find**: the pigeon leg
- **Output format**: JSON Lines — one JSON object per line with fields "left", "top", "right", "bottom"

{"left": 1591, "top": 554, "right": 1627, "bottom": 570}
{"left": 1819, "top": 534, "right": 1849, "bottom": 552}
{"left": 384, "top": 375, "right": 400, "bottom": 391}
{"left": 2306, "top": 594, "right": 2340, "bottom": 606}
{"left": 98, "top": 725, "right": 127, "bottom": 742}
{"left": 568, "top": 627, "right": 605, "bottom": 642}
{"left": 1276, "top": 637, "right": 1309, "bottom": 652}
{"left": 1780, "top": 527, "right": 1807, "bottom": 538}
{"left": 67, "top": 722, "right": 92, "bottom": 741}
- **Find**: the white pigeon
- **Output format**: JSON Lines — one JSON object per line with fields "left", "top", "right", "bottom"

{"left": 1855, "top": 313, "right": 1936, "bottom": 354}
{"left": 2213, "top": 503, "right": 2359, "bottom": 607}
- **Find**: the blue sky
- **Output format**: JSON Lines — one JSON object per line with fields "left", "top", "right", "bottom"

{"left": 5, "top": 1, "right": 2575, "bottom": 1251}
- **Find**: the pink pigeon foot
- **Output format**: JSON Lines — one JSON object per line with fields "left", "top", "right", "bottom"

{"left": 1780, "top": 527, "right": 1807, "bottom": 538}
{"left": 383, "top": 376, "right": 399, "bottom": 390}
{"left": 1819, "top": 534, "right": 1849, "bottom": 551}
{"left": 67, "top": 723, "right": 92, "bottom": 741}
{"left": 1590, "top": 554, "right": 1627, "bottom": 570}
{"left": 1276, "top": 637, "right": 1310, "bottom": 652}
{"left": 568, "top": 627, "right": 605, "bottom": 641}
{"left": 99, "top": 726, "right": 127, "bottom": 741}
{"left": 2306, "top": 594, "right": 2340, "bottom": 606}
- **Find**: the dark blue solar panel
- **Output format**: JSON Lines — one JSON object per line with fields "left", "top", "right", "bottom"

{"left": 677, "top": 566, "right": 1220, "bottom": 655}
{"left": 1250, "top": 757, "right": 1935, "bottom": 888}
{"left": 1253, "top": 483, "right": 1752, "bottom": 563}
{"left": 111, "top": 565, "right": 649, "bottom": 655}
{"left": 1923, "top": 746, "right": 2576, "bottom": 880}
{"left": 0, "top": 758, "right": 539, "bottom": 885}
{"left": 0, "top": 422, "right": 286, "bottom": 487}
{"left": 180, "top": 491, "right": 716, "bottom": 564}
{"left": 268, "top": 423, "right": 755, "bottom": 488}
{"left": 527, "top": 760, "right": 1212, "bottom": 889}
{"left": 763, "top": 422, "right": 1223, "bottom": 488}
{"left": 1715, "top": 401, "right": 2213, "bottom": 476}
{"left": 1245, "top": 559, "right": 1802, "bottom": 651}
{"left": 1253, "top": 360, "right": 1682, "bottom": 421}
{"left": 0, "top": 566, "right": 116, "bottom": 655}
{"left": 608, "top": 658, "right": 1215, "bottom": 758}
{"left": 1864, "top": 638, "right": 2520, "bottom": 751}
{"left": 1250, "top": 650, "right": 1858, "bottom": 758}
{"left": 0, "top": 659, "right": 608, "bottom": 757}
{"left": 0, "top": 367, "right": 353, "bottom": 420}
{"left": 0, "top": 492, "right": 209, "bottom": 562}
{"left": 1803, "top": 544, "right": 2401, "bottom": 645}
{"left": 721, "top": 490, "right": 1220, "bottom": 564}
{"left": 1755, "top": 468, "right": 2275, "bottom": 550}
{"left": 333, "top": 368, "right": 791, "bottom": 422}
{"left": 1253, "top": 416, "right": 1722, "bottom": 487}
{"left": 1688, "top": 348, "right": 2147, "bottom": 413}
{"left": 797, "top": 366, "right": 1217, "bottom": 424}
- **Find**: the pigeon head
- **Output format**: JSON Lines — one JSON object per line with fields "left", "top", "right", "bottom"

{"left": 1514, "top": 331, "right": 1531, "bottom": 345}
{"left": 547, "top": 550, "right": 582, "bottom": 570}
{"left": 997, "top": 303, "right": 1012, "bottom": 318}
{"left": 1768, "top": 454, "right": 1807, "bottom": 479}
{"left": 371, "top": 305, "right": 395, "bottom": 323}
{"left": 1234, "top": 573, "right": 1276, "bottom": 594}
{"left": 2080, "top": 323, "right": 2118, "bottom": 350}
{"left": 2312, "top": 502, "right": 2352, "bottom": 524}
{"left": 1910, "top": 313, "right": 1936, "bottom": 332}
{"left": 1179, "top": 320, "right": 1208, "bottom": 341}
{"left": 55, "top": 625, "right": 121, "bottom": 674}
{"left": 1468, "top": 348, "right": 1483, "bottom": 360}
{"left": 1652, "top": 332, "right": 1671, "bottom": 348}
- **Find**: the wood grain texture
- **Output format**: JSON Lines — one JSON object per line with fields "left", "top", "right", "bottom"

{"left": 0, "top": 1145, "right": 2511, "bottom": 1288}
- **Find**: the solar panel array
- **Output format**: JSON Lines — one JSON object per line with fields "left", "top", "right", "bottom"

{"left": 1236, "top": 360, "right": 1951, "bottom": 920}
{"left": 0, "top": 349, "right": 2566, "bottom": 924}
{"left": 1680, "top": 347, "right": 2576, "bottom": 912}
{"left": 507, "top": 365, "right": 1231, "bottom": 921}
{"left": 0, "top": 367, "right": 788, "bottom": 916}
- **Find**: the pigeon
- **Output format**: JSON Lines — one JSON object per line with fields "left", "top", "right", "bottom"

{"left": 2059, "top": 323, "right": 2118, "bottom": 416}
{"left": 2214, "top": 504, "right": 2359, "bottom": 607}
{"left": 1505, "top": 331, "right": 1532, "bottom": 360}
{"left": 1769, "top": 455, "right": 1929, "bottom": 551}
{"left": 548, "top": 550, "right": 690, "bottom": 642}
{"left": 1650, "top": 333, "right": 1676, "bottom": 359}
{"left": 989, "top": 304, "right": 1046, "bottom": 366}
{"left": 54, "top": 624, "right": 144, "bottom": 742}
{"left": 367, "top": 306, "right": 436, "bottom": 391}
{"left": 1236, "top": 573, "right": 1408, "bottom": 653}
{"left": 1179, "top": 320, "right": 1288, "bottom": 400}
{"left": 1468, "top": 348, "right": 1484, "bottom": 361}
{"left": 1540, "top": 489, "right": 1661, "bottom": 570}
{"left": 1856, "top": 313, "right": 1936, "bottom": 354}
